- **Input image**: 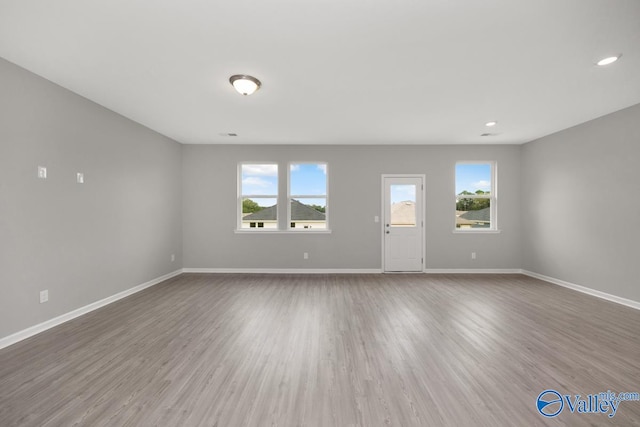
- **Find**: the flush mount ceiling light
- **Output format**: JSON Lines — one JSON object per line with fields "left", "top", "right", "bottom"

{"left": 229, "top": 74, "right": 261, "bottom": 95}
{"left": 485, "top": 121, "right": 498, "bottom": 127}
{"left": 596, "top": 54, "right": 622, "bottom": 66}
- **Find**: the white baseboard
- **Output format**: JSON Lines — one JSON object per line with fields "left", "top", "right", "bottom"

{"left": 424, "top": 268, "right": 522, "bottom": 274}
{"left": 0, "top": 269, "right": 183, "bottom": 351}
{"left": 187, "top": 268, "right": 525, "bottom": 275}
{"left": 522, "top": 270, "right": 640, "bottom": 310}
{"left": 183, "top": 268, "right": 382, "bottom": 274}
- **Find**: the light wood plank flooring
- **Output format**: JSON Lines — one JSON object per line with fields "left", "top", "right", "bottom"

{"left": 1, "top": 274, "right": 639, "bottom": 426}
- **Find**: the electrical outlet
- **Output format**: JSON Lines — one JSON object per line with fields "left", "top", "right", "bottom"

{"left": 303, "top": 252, "right": 309, "bottom": 260}
{"left": 471, "top": 252, "right": 477, "bottom": 260}
{"left": 40, "top": 290, "right": 49, "bottom": 303}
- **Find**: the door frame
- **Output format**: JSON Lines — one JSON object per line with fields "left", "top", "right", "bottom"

{"left": 381, "top": 174, "right": 426, "bottom": 272}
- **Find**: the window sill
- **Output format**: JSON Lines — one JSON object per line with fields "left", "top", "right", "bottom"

{"left": 452, "top": 229, "right": 501, "bottom": 234}
{"left": 235, "top": 229, "right": 332, "bottom": 235}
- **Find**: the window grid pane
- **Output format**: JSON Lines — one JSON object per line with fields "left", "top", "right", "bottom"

{"left": 290, "top": 198, "right": 327, "bottom": 229}
{"left": 240, "top": 197, "right": 278, "bottom": 229}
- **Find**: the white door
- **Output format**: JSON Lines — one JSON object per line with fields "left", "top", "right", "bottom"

{"left": 383, "top": 176, "right": 424, "bottom": 272}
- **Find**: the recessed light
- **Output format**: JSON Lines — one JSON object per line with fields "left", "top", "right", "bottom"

{"left": 596, "top": 55, "right": 621, "bottom": 66}
{"left": 485, "top": 121, "right": 497, "bottom": 127}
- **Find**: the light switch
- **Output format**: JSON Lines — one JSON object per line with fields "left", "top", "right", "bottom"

{"left": 76, "top": 172, "right": 84, "bottom": 184}
{"left": 38, "top": 166, "right": 47, "bottom": 179}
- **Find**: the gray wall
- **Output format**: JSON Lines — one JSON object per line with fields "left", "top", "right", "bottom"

{"left": 0, "top": 58, "right": 183, "bottom": 338}
{"left": 182, "top": 145, "right": 522, "bottom": 270}
{"left": 522, "top": 103, "right": 640, "bottom": 302}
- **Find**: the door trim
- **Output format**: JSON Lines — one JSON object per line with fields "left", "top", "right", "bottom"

{"left": 381, "top": 174, "right": 426, "bottom": 272}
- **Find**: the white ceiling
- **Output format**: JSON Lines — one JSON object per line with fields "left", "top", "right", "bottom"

{"left": 1, "top": 0, "right": 639, "bottom": 145}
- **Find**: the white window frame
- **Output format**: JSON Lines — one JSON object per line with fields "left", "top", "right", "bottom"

{"left": 288, "top": 162, "right": 329, "bottom": 232}
{"left": 237, "top": 162, "right": 278, "bottom": 231}
{"left": 453, "top": 161, "right": 499, "bottom": 233}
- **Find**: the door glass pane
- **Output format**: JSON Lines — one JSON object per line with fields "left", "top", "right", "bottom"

{"left": 390, "top": 184, "right": 416, "bottom": 227}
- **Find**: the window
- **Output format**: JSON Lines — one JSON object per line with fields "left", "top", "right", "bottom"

{"left": 289, "top": 163, "right": 328, "bottom": 230}
{"left": 239, "top": 164, "right": 278, "bottom": 229}
{"left": 455, "top": 162, "right": 497, "bottom": 231}
{"left": 237, "top": 162, "right": 329, "bottom": 232}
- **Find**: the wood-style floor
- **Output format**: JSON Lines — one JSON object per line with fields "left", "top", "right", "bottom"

{"left": 1, "top": 274, "right": 639, "bottom": 426}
